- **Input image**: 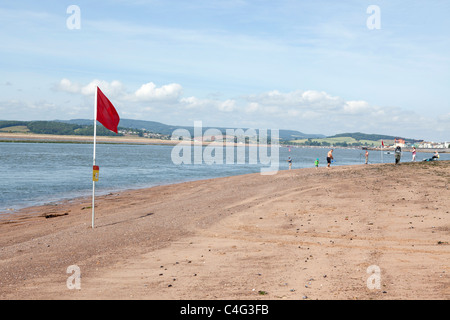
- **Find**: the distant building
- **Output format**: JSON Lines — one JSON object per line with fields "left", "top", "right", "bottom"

{"left": 417, "top": 141, "right": 448, "bottom": 149}
{"left": 394, "top": 138, "right": 406, "bottom": 148}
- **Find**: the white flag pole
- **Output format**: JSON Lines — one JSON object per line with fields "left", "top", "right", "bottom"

{"left": 92, "top": 86, "right": 98, "bottom": 229}
{"left": 381, "top": 144, "right": 382, "bottom": 163}
{"left": 381, "top": 141, "right": 383, "bottom": 164}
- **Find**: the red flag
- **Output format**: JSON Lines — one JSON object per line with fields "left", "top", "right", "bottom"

{"left": 96, "top": 87, "right": 120, "bottom": 133}
{"left": 381, "top": 140, "right": 384, "bottom": 147}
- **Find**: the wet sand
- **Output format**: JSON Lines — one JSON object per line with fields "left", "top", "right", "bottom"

{"left": 1, "top": 161, "right": 449, "bottom": 300}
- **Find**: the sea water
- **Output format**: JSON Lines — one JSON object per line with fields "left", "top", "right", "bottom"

{"left": 0, "top": 142, "right": 448, "bottom": 213}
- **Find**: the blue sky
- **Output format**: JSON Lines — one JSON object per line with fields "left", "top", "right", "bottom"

{"left": 0, "top": 0, "right": 449, "bottom": 141}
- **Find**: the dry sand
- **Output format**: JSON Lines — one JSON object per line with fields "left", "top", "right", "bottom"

{"left": 0, "top": 161, "right": 449, "bottom": 300}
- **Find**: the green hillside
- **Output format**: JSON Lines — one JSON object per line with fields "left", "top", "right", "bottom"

{"left": 1, "top": 120, "right": 425, "bottom": 147}
{"left": 59, "top": 118, "right": 325, "bottom": 141}
{"left": 327, "top": 132, "right": 422, "bottom": 144}
{"left": 289, "top": 132, "right": 423, "bottom": 147}
{"left": 289, "top": 137, "right": 384, "bottom": 147}
{"left": 0, "top": 120, "right": 123, "bottom": 136}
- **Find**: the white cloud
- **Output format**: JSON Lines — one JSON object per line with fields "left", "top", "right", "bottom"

{"left": 230, "top": 88, "right": 448, "bottom": 139}
{"left": 342, "top": 101, "right": 371, "bottom": 115}
{"left": 55, "top": 78, "right": 126, "bottom": 98}
{"left": 244, "top": 89, "right": 343, "bottom": 112}
{"left": 81, "top": 80, "right": 126, "bottom": 98}
{"left": 46, "top": 79, "right": 450, "bottom": 141}
{"left": 436, "top": 113, "right": 450, "bottom": 135}
{"left": 244, "top": 89, "right": 388, "bottom": 120}
{"left": 55, "top": 78, "right": 183, "bottom": 104}
{"left": 181, "top": 96, "right": 237, "bottom": 112}
{"left": 180, "top": 96, "right": 208, "bottom": 110}
{"left": 217, "top": 99, "right": 236, "bottom": 112}
{"left": 245, "top": 102, "right": 259, "bottom": 113}
{"left": 55, "top": 78, "right": 81, "bottom": 94}
{"left": 132, "top": 82, "right": 182, "bottom": 102}
{"left": 0, "top": 99, "right": 68, "bottom": 120}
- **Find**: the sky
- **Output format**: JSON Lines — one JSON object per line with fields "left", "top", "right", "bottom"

{"left": 0, "top": 0, "right": 449, "bottom": 141}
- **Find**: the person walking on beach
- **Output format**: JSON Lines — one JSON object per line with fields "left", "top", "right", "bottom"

{"left": 394, "top": 146, "right": 402, "bottom": 165}
{"left": 327, "top": 149, "right": 334, "bottom": 168}
{"left": 412, "top": 147, "right": 417, "bottom": 161}
{"left": 365, "top": 150, "right": 369, "bottom": 164}
{"left": 314, "top": 158, "right": 319, "bottom": 169}
{"left": 287, "top": 157, "right": 292, "bottom": 170}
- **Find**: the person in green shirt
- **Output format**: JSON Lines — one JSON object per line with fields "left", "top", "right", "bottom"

{"left": 314, "top": 158, "right": 319, "bottom": 169}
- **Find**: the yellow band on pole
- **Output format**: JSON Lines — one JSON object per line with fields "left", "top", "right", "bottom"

{"left": 93, "top": 165, "right": 99, "bottom": 182}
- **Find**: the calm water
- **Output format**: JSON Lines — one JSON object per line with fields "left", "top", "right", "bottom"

{"left": 1, "top": 142, "right": 448, "bottom": 213}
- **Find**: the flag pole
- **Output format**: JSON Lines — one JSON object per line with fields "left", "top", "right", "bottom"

{"left": 92, "top": 86, "right": 98, "bottom": 229}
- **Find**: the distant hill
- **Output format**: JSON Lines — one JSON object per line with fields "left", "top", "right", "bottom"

{"left": 0, "top": 120, "right": 122, "bottom": 136}
{"left": 288, "top": 132, "right": 425, "bottom": 147}
{"left": 327, "top": 132, "right": 423, "bottom": 144}
{"left": 57, "top": 118, "right": 325, "bottom": 141}
{"left": 2, "top": 119, "right": 422, "bottom": 145}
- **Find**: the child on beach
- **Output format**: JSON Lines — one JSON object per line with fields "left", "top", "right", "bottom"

{"left": 287, "top": 157, "right": 292, "bottom": 170}
{"left": 314, "top": 158, "right": 319, "bottom": 169}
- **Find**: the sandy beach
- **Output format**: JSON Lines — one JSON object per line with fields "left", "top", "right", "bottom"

{"left": 0, "top": 132, "right": 177, "bottom": 145}
{"left": 0, "top": 161, "right": 449, "bottom": 300}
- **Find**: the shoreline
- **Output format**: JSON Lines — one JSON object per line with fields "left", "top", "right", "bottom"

{"left": 0, "top": 132, "right": 176, "bottom": 145}
{"left": 1, "top": 156, "right": 449, "bottom": 216}
{"left": 0, "top": 174, "right": 232, "bottom": 217}
{"left": 0, "top": 132, "right": 266, "bottom": 148}
{"left": 2, "top": 132, "right": 448, "bottom": 153}
{"left": 1, "top": 161, "right": 449, "bottom": 300}
{"left": 1, "top": 135, "right": 449, "bottom": 216}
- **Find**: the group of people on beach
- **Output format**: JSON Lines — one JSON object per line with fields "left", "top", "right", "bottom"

{"left": 286, "top": 147, "right": 440, "bottom": 170}
{"left": 395, "top": 146, "right": 440, "bottom": 164}
{"left": 287, "top": 149, "right": 335, "bottom": 170}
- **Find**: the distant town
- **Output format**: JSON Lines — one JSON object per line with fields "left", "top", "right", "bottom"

{"left": 1, "top": 119, "right": 448, "bottom": 151}
{"left": 388, "top": 138, "right": 448, "bottom": 150}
